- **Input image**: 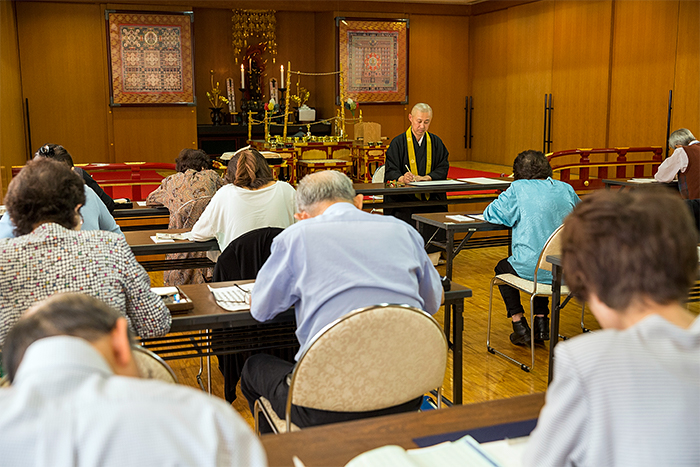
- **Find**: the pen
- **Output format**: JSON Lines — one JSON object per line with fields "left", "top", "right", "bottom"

{"left": 404, "top": 164, "right": 412, "bottom": 174}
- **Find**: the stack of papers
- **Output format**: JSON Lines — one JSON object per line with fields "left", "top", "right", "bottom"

{"left": 150, "top": 232, "right": 193, "bottom": 243}
{"left": 446, "top": 214, "right": 485, "bottom": 222}
{"left": 344, "top": 434, "right": 528, "bottom": 467}
{"left": 208, "top": 283, "right": 254, "bottom": 312}
{"left": 628, "top": 178, "right": 657, "bottom": 183}
{"left": 407, "top": 180, "right": 467, "bottom": 187}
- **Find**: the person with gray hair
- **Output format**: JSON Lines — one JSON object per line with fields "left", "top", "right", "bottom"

{"left": 655, "top": 128, "right": 700, "bottom": 199}
{"left": 0, "top": 293, "right": 267, "bottom": 467}
{"left": 384, "top": 103, "right": 450, "bottom": 260}
{"left": 240, "top": 170, "right": 444, "bottom": 432}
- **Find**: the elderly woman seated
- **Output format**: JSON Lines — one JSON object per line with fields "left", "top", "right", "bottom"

{"left": 524, "top": 189, "right": 699, "bottom": 467}
{"left": 191, "top": 148, "right": 296, "bottom": 253}
{"left": 0, "top": 144, "right": 121, "bottom": 239}
{"left": 146, "top": 149, "right": 225, "bottom": 285}
{"left": 0, "top": 158, "right": 171, "bottom": 347}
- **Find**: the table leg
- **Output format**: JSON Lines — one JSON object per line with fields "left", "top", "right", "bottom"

{"left": 452, "top": 298, "right": 464, "bottom": 405}
{"left": 446, "top": 228, "right": 455, "bottom": 280}
{"left": 548, "top": 264, "right": 563, "bottom": 384}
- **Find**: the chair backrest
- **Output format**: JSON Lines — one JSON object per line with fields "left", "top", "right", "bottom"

{"left": 533, "top": 224, "right": 565, "bottom": 283}
{"left": 213, "top": 227, "right": 284, "bottom": 282}
{"left": 287, "top": 304, "right": 447, "bottom": 420}
{"left": 372, "top": 165, "right": 385, "bottom": 183}
{"left": 132, "top": 346, "right": 178, "bottom": 384}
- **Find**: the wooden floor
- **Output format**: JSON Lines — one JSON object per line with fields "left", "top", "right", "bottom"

{"left": 149, "top": 160, "right": 700, "bottom": 428}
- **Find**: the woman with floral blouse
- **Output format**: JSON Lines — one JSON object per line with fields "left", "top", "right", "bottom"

{"left": 0, "top": 158, "right": 171, "bottom": 346}
{"left": 146, "top": 149, "right": 225, "bottom": 285}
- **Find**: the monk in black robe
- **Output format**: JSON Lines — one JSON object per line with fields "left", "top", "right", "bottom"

{"left": 384, "top": 103, "right": 450, "bottom": 252}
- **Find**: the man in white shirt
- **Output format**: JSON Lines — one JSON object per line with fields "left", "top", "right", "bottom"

{"left": 0, "top": 293, "right": 267, "bottom": 467}
{"left": 654, "top": 128, "right": 700, "bottom": 199}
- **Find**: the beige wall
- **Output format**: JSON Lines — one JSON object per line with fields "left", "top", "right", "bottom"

{"left": 0, "top": 1, "right": 28, "bottom": 200}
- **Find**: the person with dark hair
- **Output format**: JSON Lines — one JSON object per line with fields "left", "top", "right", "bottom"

{"left": 191, "top": 148, "right": 295, "bottom": 254}
{"left": 0, "top": 158, "right": 170, "bottom": 346}
{"left": 483, "top": 150, "right": 580, "bottom": 346}
{"left": 0, "top": 145, "right": 122, "bottom": 239}
{"left": 146, "top": 148, "right": 224, "bottom": 285}
{"left": 524, "top": 190, "right": 699, "bottom": 467}
{"left": 36, "top": 143, "right": 116, "bottom": 213}
{"left": 0, "top": 293, "right": 266, "bottom": 467}
{"left": 240, "top": 170, "right": 444, "bottom": 432}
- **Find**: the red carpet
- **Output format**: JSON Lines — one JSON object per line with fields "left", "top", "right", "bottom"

{"left": 447, "top": 167, "right": 504, "bottom": 179}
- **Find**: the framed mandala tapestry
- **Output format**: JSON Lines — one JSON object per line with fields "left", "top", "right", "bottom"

{"left": 336, "top": 18, "right": 409, "bottom": 104}
{"left": 106, "top": 11, "right": 195, "bottom": 106}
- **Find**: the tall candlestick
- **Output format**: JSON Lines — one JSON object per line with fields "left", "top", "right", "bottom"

{"left": 280, "top": 65, "right": 285, "bottom": 88}
{"left": 240, "top": 64, "right": 245, "bottom": 88}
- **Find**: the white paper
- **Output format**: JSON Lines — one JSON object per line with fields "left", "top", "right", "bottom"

{"left": 407, "top": 180, "right": 467, "bottom": 186}
{"left": 155, "top": 232, "right": 192, "bottom": 241}
{"left": 137, "top": 201, "right": 147, "bottom": 207}
{"left": 150, "top": 236, "right": 175, "bottom": 243}
{"left": 446, "top": 215, "right": 476, "bottom": 222}
{"left": 208, "top": 283, "right": 255, "bottom": 312}
{"left": 458, "top": 177, "right": 511, "bottom": 185}
{"left": 628, "top": 178, "right": 657, "bottom": 183}
{"left": 480, "top": 437, "right": 529, "bottom": 467}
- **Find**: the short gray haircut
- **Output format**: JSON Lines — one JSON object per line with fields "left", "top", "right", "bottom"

{"left": 296, "top": 170, "right": 356, "bottom": 212}
{"left": 411, "top": 103, "right": 433, "bottom": 116}
{"left": 668, "top": 128, "right": 696, "bottom": 147}
{"left": 3, "top": 293, "right": 130, "bottom": 382}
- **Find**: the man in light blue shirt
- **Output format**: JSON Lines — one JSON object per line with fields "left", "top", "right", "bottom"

{"left": 240, "top": 170, "right": 443, "bottom": 431}
{"left": 0, "top": 184, "right": 122, "bottom": 238}
{"left": 484, "top": 150, "right": 579, "bottom": 346}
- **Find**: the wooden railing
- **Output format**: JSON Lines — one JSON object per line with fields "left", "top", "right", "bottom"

{"left": 12, "top": 162, "right": 176, "bottom": 201}
{"left": 547, "top": 147, "right": 663, "bottom": 191}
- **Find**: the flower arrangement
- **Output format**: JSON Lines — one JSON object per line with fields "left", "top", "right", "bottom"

{"left": 206, "top": 70, "right": 229, "bottom": 108}
{"left": 344, "top": 97, "right": 358, "bottom": 118}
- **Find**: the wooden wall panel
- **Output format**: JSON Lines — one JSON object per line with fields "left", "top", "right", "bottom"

{"left": 112, "top": 107, "right": 197, "bottom": 162}
{"left": 0, "top": 0, "right": 28, "bottom": 200}
{"left": 504, "top": 0, "right": 554, "bottom": 163}
{"left": 313, "top": 11, "right": 337, "bottom": 124}
{"left": 468, "top": 9, "right": 508, "bottom": 165}
{"left": 607, "top": 0, "right": 679, "bottom": 148}
{"left": 193, "top": 8, "right": 239, "bottom": 125}
{"left": 15, "top": 1, "right": 110, "bottom": 163}
{"left": 551, "top": 0, "right": 613, "bottom": 152}
{"left": 407, "top": 14, "right": 470, "bottom": 161}
{"left": 671, "top": 0, "right": 700, "bottom": 135}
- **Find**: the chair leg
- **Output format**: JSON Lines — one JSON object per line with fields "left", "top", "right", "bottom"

{"left": 580, "top": 302, "right": 590, "bottom": 333}
{"left": 486, "top": 277, "right": 496, "bottom": 352}
{"left": 486, "top": 277, "right": 531, "bottom": 372}
{"left": 528, "top": 294, "right": 536, "bottom": 371}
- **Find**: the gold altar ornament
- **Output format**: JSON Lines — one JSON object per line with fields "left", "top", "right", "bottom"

{"left": 232, "top": 10, "right": 277, "bottom": 63}
{"left": 206, "top": 70, "right": 229, "bottom": 108}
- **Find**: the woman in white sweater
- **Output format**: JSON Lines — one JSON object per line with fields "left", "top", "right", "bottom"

{"left": 191, "top": 148, "right": 296, "bottom": 253}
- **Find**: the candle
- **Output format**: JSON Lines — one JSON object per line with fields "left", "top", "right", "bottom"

{"left": 240, "top": 64, "right": 245, "bottom": 88}
{"left": 280, "top": 65, "right": 285, "bottom": 88}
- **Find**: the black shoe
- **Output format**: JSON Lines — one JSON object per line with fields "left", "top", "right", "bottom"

{"left": 534, "top": 316, "right": 550, "bottom": 342}
{"left": 510, "top": 319, "right": 532, "bottom": 346}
